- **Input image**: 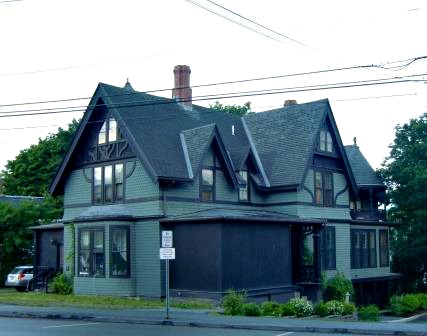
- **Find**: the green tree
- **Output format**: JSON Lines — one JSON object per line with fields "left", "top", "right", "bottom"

{"left": 210, "top": 101, "right": 252, "bottom": 117}
{"left": 0, "top": 199, "right": 59, "bottom": 284}
{"left": 379, "top": 113, "right": 427, "bottom": 292}
{"left": 1, "top": 120, "right": 79, "bottom": 197}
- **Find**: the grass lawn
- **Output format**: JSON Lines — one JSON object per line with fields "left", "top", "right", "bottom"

{"left": 0, "top": 288, "right": 215, "bottom": 310}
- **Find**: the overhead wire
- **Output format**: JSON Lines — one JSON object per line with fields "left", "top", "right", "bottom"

{"left": 204, "top": 0, "right": 310, "bottom": 48}
{"left": 1, "top": 55, "right": 426, "bottom": 109}
{"left": 0, "top": 73, "right": 425, "bottom": 120}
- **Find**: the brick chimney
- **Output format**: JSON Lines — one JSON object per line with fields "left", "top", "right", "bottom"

{"left": 172, "top": 65, "right": 192, "bottom": 108}
{"left": 284, "top": 99, "right": 297, "bottom": 107}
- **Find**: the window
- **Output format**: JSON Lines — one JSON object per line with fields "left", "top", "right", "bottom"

{"left": 201, "top": 168, "right": 214, "bottom": 201}
{"left": 93, "top": 163, "right": 125, "bottom": 204}
{"left": 98, "top": 117, "right": 119, "bottom": 145}
{"left": 379, "top": 230, "right": 389, "bottom": 267}
{"left": 322, "top": 227, "right": 336, "bottom": 270}
{"left": 315, "top": 171, "right": 334, "bottom": 207}
{"left": 319, "top": 129, "right": 333, "bottom": 153}
{"left": 111, "top": 227, "right": 130, "bottom": 277}
{"left": 351, "top": 229, "right": 377, "bottom": 269}
{"left": 78, "top": 229, "right": 104, "bottom": 277}
{"left": 238, "top": 170, "right": 249, "bottom": 202}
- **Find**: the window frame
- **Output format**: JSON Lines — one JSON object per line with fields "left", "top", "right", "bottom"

{"left": 78, "top": 228, "right": 105, "bottom": 278}
{"left": 110, "top": 226, "right": 131, "bottom": 278}
{"left": 351, "top": 229, "right": 377, "bottom": 269}
{"left": 314, "top": 170, "right": 334, "bottom": 207}
{"left": 321, "top": 227, "right": 336, "bottom": 270}
{"left": 200, "top": 152, "right": 221, "bottom": 202}
{"left": 379, "top": 229, "right": 389, "bottom": 267}
{"left": 98, "top": 117, "right": 120, "bottom": 145}
{"left": 238, "top": 170, "right": 250, "bottom": 202}
{"left": 92, "top": 162, "right": 125, "bottom": 205}
{"left": 319, "top": 128, "right": 334, "bottom": 153}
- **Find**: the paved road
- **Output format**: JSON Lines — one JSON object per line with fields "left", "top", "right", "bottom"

{"left": 0, "top": 317, "right": 376, "bottom": 336}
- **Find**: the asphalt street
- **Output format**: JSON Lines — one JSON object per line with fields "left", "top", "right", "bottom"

{"left": 0, "top": 317, "right": 377, "bottom": 336}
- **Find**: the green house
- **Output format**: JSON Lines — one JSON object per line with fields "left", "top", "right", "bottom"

{"left": 50, "top": 65, "right": 396, "bottom": 305}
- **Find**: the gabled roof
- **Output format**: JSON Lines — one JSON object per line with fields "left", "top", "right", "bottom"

{"left": 49, "top": 82, "right": 363, "bottom": 196}
{"left": 243, "top": 99, "right": 357, "bottom": 191}
{"left": 181, "top": 123, "right": 239, "bottom": 187}
{"left": 345, "top": 145, "right": 384, "bottom": 188}
{"left": 50, "top": 83, "right": 249, "bottom": 194}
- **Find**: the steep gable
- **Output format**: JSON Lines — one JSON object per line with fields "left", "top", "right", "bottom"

{"left": 243, "top": 99, "right": 357, "bottom": 192}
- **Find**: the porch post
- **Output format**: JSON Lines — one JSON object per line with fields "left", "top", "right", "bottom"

{"left": 312, "top": 225, "right": 321, "bottom": 283}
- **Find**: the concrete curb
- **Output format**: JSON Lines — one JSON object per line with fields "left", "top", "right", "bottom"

{"left": 0, "top": 310, "right": 426, "bottom": 336}
{"left": 386, "top": 311, "right": 427, "bottom": 323}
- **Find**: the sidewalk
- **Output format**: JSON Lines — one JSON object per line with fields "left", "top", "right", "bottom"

{"left": 0, "top": 304, "right": 425, "bottom": 335}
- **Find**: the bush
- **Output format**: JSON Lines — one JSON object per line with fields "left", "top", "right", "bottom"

{"left": 242, "top": 303, "right": 261, "bottom": 316}
{"left": 260, "top": 300, "right": 281, "bottom": 316}
{"left": 358, "top": 305, "right": 379, "bottom": 321}
{"left": 343, "top": 302, "right": 356, "bottom": 316}
{"left": 222, "top": 289, "right": 246, "bottom": 316}
{"left": 323, "top": 273, "right": 354, "bottom": 302}
{"left": 314, "top": 302, "right": 329, "bottom": 317}
{"left": 417, "top": 293, "right": 427, "bottom": 309}
{"left": 326, "top": 300, "right": 344, "bottom": 315}
{"left": 390, "top": 294, "right": 421, "bottom": 315}
{"left": 289, "top": 298, "right": 314, "bottom": 317}
{"left": 280, "top": 302, "right": 295, "bottom": 316}
{"left": 51, "top": 273, "right": 72, "bottom": 295}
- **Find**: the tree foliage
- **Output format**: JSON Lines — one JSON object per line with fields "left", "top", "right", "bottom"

{"left": 379, "top": 113, "right": 427, "bottom": 292}
{"left": 210, "top": 101, "right": 252, "bottom": 117}
{"left": 1, "top": 120, "right": 79, "bottom": 197}
{"left": 0, "top": 199, "right": 60, "bottom": 285}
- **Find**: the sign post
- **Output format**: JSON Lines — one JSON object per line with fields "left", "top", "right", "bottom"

{"left": 160, "top": 231, "right": 174, "bottom": 319}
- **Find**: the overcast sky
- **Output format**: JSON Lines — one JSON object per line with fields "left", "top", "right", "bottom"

{"left": 0, "top": 0, "right": 426, "bottom": 174}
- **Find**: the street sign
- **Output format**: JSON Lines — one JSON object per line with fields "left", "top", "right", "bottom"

{"left": 160, "top": 247, "right": 175, "bottom": 260}
{"left": 162, "top": 231, "right": 173, "bottom": 248}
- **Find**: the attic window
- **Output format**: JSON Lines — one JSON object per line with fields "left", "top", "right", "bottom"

{"left": 98, "top": 117, "right": 119, "bottom": 145}
{"left": 319, "top": 129, "right": 333, "bottom": 153}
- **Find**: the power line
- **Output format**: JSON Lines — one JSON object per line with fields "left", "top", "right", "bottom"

{"left": 183, "top": 0, "right": 283, "bottom": 43}
{"left": 0, "top": 72, "right": 424, "bottom": 116}
{"left": 0, "top": 74, "right": 425, "bottom": 120}
{"left": 2, "top": 55, "right": 426, "bottom": 109}
{"left": 0, "top": 92, "right": 419, "bottom": 132}
{"left": 204, "top": 0, "right": 310, "bottom": 48}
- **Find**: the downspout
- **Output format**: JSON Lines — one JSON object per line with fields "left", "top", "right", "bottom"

{"left": 161, "top": 181, "right": 175, "bottom": 218}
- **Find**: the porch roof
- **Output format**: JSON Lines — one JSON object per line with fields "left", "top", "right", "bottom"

{"left": 161, "top": 208, "right": 326, "bottom": 225}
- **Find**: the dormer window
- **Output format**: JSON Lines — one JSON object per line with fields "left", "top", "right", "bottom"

{"left": 319, "top": 129, "right": 333, "bottom": 153}
{"left": 98, "top": 117, "right": 119, "bottom": 145}
{"left": 238, "top": 170, "right": 249, "bottom": 202}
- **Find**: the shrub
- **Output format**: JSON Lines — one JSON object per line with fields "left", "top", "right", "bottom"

{"left": 390, "top": 294, "right": 421, "bottom": 315}
{"left": 289, "top": 298, "right": 314, "bottom": 317}
{"left": 260, "top": 300, "right": 281, "bottom": 316}
{"left": 326, "top": 300, "right": 344, "bottom": 315}
{"left": 314, "top": 302, "right": 329, "bottom": 317}
{"left": 51, "top": 273, "right": 73, "bottom": 295}
{"left": 417, "top": 293, "right": 427, "bottom": 309}
{"left": 280, "top": 302, "right": 295, "bottom": 316}
{"left": 358, "top": 305, "right": 379, "bottom": 321}
{"left": 222, "top": 289, "right": 246, "bottom": 316}
{"left": 343, "top": 302, "right": 356, "bottom": 316}
{"left": 242, "top": 303, "right": 261, "bottom": 316}
{"left": 323, "top": 273, "right": 354, "bottom": 302}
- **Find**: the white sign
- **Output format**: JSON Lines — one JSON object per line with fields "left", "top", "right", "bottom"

{"left": 160, "top": 247, "right": 175, "bottom": 260}
{"left": 162, "top": 231, "right": 173, "bottom": 248}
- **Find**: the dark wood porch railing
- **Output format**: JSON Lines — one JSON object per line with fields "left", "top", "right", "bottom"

{"left": 350, "top": 209, "right": 386, "bottom": 221}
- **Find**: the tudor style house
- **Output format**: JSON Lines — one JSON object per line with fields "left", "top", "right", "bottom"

{"left": 50, "top": 65, "right": 396, "bottom": 305}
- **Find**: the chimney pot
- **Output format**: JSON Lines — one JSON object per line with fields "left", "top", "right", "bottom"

{"left": 172, "top": 65, "right": 192, "bottom": 108}
{"left": 284, "top": 99, "right": 297, "bottom": 107}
